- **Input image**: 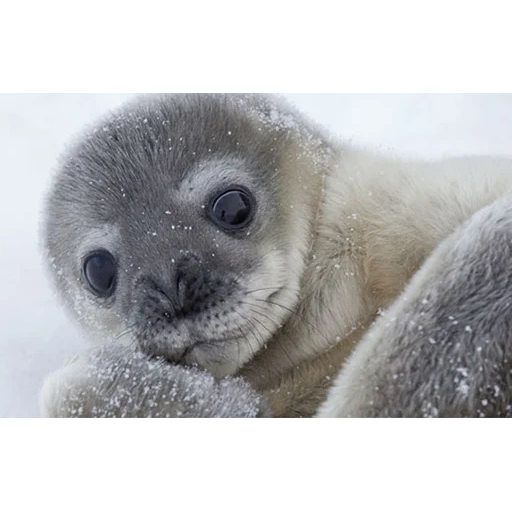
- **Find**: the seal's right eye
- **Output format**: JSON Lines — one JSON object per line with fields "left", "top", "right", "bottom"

{"left": 83, "top": 250, "right": 117, "bottom": 297}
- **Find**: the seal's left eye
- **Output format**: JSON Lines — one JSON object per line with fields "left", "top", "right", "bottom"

{"left": 210, "top": 189, "right": 255, "bottom": 231}
{"left": 83, "top": 250, "right": 117, "bottom": 297}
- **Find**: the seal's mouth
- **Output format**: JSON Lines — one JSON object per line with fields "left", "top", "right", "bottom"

{"left": 176, "top": 340, "right": 207, "bottom": 364}
{"left": 173, "top": 336, "right": 242, "bottom": 365}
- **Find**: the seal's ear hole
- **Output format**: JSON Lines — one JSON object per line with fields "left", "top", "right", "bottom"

{"left": 83, "top": 250, "right": 117, "bottom": 298}
{"left": 209, "top": 188, "right": 255, "bottom": 231}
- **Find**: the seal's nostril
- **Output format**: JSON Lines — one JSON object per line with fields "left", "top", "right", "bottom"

{"left": 176, "top": 269, "right": 187, "bottom": 309}
{"left": 154, "top": 284, "right": 173, "bottom": 304}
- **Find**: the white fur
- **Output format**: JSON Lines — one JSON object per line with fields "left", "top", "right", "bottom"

{"left": 243, "top": 148, "right": 512, "bottom": 387}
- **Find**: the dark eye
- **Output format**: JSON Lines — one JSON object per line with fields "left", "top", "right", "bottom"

{"left": 83, "top": 250, "right": 117, "bottom": 297}
{"left": 210, "top": 189, "right": 255, "bottom": 230}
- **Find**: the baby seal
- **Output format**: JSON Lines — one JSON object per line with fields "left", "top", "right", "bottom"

{"left": 42, "top": 94, "right": 512, "bottom": 417}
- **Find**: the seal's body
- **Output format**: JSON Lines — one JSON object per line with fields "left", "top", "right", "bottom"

{"left": 41, "top": 94, "right": 512, "bottom": 417}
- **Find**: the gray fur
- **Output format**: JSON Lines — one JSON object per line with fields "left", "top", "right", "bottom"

{"left": 43, "top": 94, "right": 331, "bottom": 379}
{"left": 40, "top": 344, "right": 268, "bottom": 418}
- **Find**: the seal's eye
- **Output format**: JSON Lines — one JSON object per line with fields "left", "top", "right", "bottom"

{"left": 83, "top": 250, "right": 117, "bottom": 297}
{"left": 210, "top": 189, "right": 255, "bottom": 231}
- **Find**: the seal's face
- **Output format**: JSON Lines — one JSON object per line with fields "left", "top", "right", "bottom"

{"left": 44, "top": 94, "right": 324, "bottom": 377}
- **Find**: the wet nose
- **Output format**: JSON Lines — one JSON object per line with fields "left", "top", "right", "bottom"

{"left": 154, "top": 255, "right": 204, "bottom": 314}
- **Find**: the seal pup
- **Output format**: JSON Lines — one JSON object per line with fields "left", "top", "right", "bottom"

{"left": 42, "top": 94, "right": 512, "bottom": 417}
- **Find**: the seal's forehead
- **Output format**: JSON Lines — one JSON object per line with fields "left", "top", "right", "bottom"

{"left": 66, "top": 95, "right": 285, "bottom": 187}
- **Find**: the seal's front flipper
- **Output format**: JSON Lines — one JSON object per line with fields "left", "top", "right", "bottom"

{"left": 319, "top": 195, "right": 512, "bottom": 418}
{"left": 40, "top": 344, "right": 268, "bottom": 418}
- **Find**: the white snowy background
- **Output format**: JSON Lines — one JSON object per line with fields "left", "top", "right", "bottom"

{"left": 2, "top": 93, "right": 512, "bottom": 418}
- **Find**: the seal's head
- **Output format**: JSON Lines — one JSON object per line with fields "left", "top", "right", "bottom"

{"left": 43, "top": 94, "right": 332, "bottom": 377}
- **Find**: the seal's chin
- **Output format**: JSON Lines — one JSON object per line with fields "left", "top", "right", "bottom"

{"left": 175, "top": 335, "right": 261, "bottom": 378}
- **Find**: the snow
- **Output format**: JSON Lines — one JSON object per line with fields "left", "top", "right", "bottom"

{"left": 2, "top": 93, "right": 512, "bottom": 417}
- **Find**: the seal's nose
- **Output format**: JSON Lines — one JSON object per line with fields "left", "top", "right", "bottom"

{"left": 151, "top": 254, "right": 205, "bottom": 316}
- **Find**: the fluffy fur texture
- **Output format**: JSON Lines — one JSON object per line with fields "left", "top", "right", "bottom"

{"left": 41, "top": 94, "right": 512, "bottom": 418}
{"left": 40, "top": 345, "right": 267, "bottom": 418}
